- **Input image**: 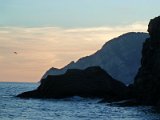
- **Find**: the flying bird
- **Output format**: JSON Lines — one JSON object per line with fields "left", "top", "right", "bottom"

{"left": 14, "top": 52, "right": 18, "bottom": 55}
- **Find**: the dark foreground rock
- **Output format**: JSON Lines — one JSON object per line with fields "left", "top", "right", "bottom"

{"left": 17, "top": 66, "right": 127, "bottom": 100}
{"left": 134, "top": 16, "right": 160, "bottom": 108}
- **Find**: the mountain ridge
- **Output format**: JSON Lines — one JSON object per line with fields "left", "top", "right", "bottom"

{"left": 42, "top": 32, "right": 149, "bottom": 84}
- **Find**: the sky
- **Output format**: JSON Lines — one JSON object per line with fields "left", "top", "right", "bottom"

{"left": 0, "top": 0, "right": 160, "bottom": 82}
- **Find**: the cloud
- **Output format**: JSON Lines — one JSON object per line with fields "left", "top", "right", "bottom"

{"left": 0, "top": 22, "right": 147, "bottom": 82}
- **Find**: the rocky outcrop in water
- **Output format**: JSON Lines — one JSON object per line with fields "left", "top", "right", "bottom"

{"left": 134, "top": 16, "right": 160, "bottom": 107}
{"left": 17, "top": 66, "right": 127, "bottom": 100}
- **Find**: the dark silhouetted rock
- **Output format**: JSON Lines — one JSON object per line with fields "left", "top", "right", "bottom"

{"left": 134, "top": 16, "right": 160, "bottom": 107}
{"left": 17, "top": 66, "right": 127, "bottom": 100}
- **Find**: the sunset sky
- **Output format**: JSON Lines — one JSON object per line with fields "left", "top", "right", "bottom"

{"left": 0, "top": 0, "right": 160, "bottom": 82}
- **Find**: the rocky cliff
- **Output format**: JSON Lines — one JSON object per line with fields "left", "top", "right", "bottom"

{"left": 134, "top": 16, "right": 160, "bottom": 107}
{"left": 17, "top": 66, "right": 127, "bottom": 100}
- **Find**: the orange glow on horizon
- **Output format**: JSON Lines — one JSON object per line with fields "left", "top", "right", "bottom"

{"left": 0, "top": 23, "right": 147, "bottom": 82}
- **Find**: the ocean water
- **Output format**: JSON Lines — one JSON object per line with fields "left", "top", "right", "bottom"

{"left": 0, "top": 82, "right": 160, "bottom": 120}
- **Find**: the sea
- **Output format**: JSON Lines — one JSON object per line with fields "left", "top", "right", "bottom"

{"left": 0, "top": 82, "right": 160, "bottom": 120}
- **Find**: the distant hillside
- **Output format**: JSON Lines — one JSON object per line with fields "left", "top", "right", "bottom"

{"left": 42, "top": 32, "right": 149, "bottom": 84}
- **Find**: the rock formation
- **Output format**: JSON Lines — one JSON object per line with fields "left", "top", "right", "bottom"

{"left": 17, "top": 66, "right": 127, "bottom": 100}
{"left": 134, "top": 16, "right": 160, "bottom": 107}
